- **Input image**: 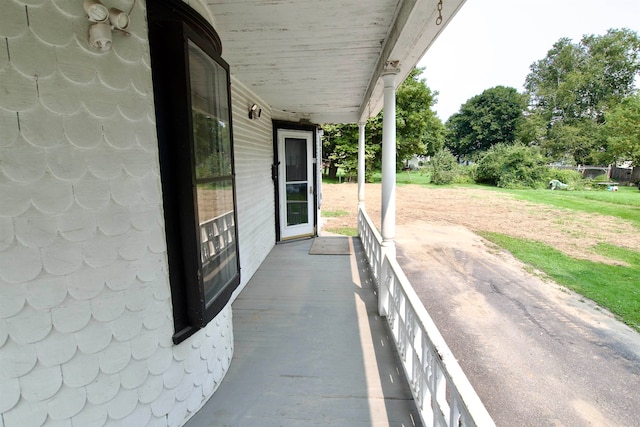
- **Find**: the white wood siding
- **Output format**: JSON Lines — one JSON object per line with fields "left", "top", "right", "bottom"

{"left": 230, "top": 77, "right": 276, "bottom": 299}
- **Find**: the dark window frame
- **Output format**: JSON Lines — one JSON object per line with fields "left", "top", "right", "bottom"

{"left": 147, "top": 0, "right": 240, "bottom": 344}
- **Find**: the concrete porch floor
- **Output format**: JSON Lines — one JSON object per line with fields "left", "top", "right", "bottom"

{"left": 185, "top": 237, "right": 421, "bottom": 426}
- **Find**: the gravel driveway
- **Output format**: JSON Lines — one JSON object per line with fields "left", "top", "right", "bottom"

{"left": 395, "top": 222, "right": 640, "bottom": 426}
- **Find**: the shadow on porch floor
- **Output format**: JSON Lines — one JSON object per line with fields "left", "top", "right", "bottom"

{"left": 185, "top": 237, "right": 420, "bottom": 426}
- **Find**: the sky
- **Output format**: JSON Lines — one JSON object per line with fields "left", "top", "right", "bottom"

{"left": 418, "top": 0, "right": 640, "bottom": 121}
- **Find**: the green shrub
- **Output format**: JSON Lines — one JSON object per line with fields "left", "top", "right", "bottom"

{"left": 476, "top": 143, "right": 548, "bottom": 188}
{"left": 454, "top": 164, "right": 477, "bottom": 184}
{"left": 428, "top": 149, "right": 458, "bottom": 185}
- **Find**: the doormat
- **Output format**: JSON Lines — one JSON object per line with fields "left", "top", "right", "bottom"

{"left": 309, "top": 236, "right": 351, "bottom": 255}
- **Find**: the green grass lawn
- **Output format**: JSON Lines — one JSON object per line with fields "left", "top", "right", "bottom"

{"left": 324, "top": 227, "right": 358, "bottom": 236}
{"left": 480, "top": 232, "right": 640, "bottom": 332}
{"left": 500, "top": 186, "right": 640, "bottom": 228}
{"left": 324, "top": 169, "right": 434, "bottom": 186}
{"left": 322, "top": 209, "right": 349, "bottom": 217}
{"left": 321, "top": 209, "right": 355, "bottom": 235}
{"left": 482, "top": 186, "right": 640, "bottom": 331}
{"left": 368, "top": 170, "right": 434, "bottom": 186}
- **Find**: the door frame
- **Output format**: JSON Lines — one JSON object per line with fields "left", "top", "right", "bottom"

{"left": 273, "top": 121, "right": 319, "bottom": 242}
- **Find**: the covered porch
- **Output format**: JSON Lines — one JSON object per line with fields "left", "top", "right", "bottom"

{"left": 0, "top": 1, "right": 493, "bottom": 425}
{"left": 185, "top": 236, "right": 420, "bottom": 426}
{"left": 186, "top": 215, "right": 494, "bottom": 427}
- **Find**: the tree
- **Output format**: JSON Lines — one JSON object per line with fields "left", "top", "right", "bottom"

{"left": 526, "top": 29, "right": 640, "bottom": 124}
{"left": 322, "top": 124, "right": 361, "bottom": 181}
{"left": 445, "top": 86, "right": 528, "bottom": 158}
{"left": 603, "top": 94, "right": 640, "bottom": 166}
{"left": 395, "top": 68, "right": 445, "bottom": 159}
{"left": 524, "top": 28, "right": 640, "bottom": 163}
{"left": 322, "top": 67, "right": 443, "bottom": 176}
{"left": 545, "top": 120, "right": 607, "bottom": 165}
{"left": 516, "top": 110, "right": 547, "bottom": 146}
{"left": 525, "top": 37, "right": 587, "bottom": 123}
{"left": 581, "top": 29, "right": 640, "bottom": 120}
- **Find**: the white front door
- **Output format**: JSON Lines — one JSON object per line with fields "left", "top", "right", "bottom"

{"left": 278, "top": 129, "right": 314, "bottom": 240}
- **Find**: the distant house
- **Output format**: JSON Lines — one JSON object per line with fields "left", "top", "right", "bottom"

{"left": 0, "top": 0, "right": 466, "bottom": 425}
{"left": 407, "top": 154, "right": 430, "bottom": 169}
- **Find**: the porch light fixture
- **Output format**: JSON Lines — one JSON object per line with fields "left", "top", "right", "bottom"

{"left": 248, "top": 103, "right": 261, "bottom": 120}
{"left": 109, "top": 7, "right": 130, "bottom": 30}
{"left": 83, "top": 0, "right": 133, "bottom": 51}
{"left": 84, "top": 0, "right": 109, "bottom": 22}
{"left": 89, "top": 22, "right": 112, "bottom": 51}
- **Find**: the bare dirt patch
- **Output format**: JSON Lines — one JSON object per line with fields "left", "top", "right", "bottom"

{"left": 321, "top": 183, "right": 640, "bottom": 264}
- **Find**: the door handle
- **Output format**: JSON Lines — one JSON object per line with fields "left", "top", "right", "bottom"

{"left": 309, "top": 185, "right": 313, "bottom": 194}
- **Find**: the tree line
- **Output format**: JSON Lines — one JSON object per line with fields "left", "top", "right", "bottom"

{"left": 322, "top": 28, "right": 640, "bottom": 186}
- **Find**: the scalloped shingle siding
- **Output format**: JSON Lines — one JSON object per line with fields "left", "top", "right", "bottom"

{"left": 0, "top": 1, "right": 234, "bottom": 426}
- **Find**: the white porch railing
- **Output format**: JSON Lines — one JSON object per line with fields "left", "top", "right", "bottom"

{"left": 358, "top": 207, "right": 496, "bottom": 427}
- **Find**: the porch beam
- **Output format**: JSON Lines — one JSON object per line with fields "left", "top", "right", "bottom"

{"left": 357, "top": 0, "right": 418, "bottom": 123}
{"left": 357, "top": 122, "right": 366, "bottom": 207}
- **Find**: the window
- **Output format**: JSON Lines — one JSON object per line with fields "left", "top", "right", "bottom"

{"left": 147, "top": 0, "right": 240, "bottom": 344}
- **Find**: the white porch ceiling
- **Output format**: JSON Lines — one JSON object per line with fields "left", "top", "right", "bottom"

{"left": 204, "top": 0, "right": 466, "bottom": 124}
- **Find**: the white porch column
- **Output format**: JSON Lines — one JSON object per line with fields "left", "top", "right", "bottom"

{"left": 357, "top": 122, "right": 366, "bottom": 207}
{"left": 381, "top": 63, "right": 400, "bottom": 259}
{"left": 378, "top": 63, "right": 399, "bottom": 317}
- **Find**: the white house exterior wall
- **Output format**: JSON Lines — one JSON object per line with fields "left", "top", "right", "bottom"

{"left": 0, "top": 1, "right": 274, "bottom": 426}
{"left": 230, "top": 78, "right": 276, "bottom": 300}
